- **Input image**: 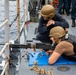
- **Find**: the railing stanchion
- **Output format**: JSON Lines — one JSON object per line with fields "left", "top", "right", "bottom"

{"left": 17, "top": 0, "right": 20, "bottom": 43}
{"left": 4, "top": 0, "right": 10, "bottom": 75}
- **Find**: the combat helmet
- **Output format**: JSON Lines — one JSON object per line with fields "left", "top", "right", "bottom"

{"left": 40, "top": 5, "right": 55, "bottom": 18}
{"left": 49, "top": 26, "right": 66, "bottom": 39}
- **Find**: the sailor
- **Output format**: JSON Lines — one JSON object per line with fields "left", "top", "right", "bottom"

{"left": 46, "top": 26, "right": 76, "bottom": 65}
{"left": 36, "top": 5, "right": 69, "bottom": 43}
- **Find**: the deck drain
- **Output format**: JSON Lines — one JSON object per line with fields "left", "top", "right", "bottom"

{"left": 57, "top": 66, "right": 70, "bottom": 71}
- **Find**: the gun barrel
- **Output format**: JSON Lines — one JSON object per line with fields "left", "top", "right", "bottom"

{"left": 9, "top": 43, "right": 51, "bottom": 50}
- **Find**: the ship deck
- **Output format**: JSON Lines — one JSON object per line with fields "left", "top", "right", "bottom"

{"left": 17, "top": 15, "right": 76, "bottom": 75}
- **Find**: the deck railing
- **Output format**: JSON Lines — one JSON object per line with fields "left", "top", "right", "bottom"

{"left": 0, "top": 18, "right": 9, "bottom": 75}
{"left": 0, "top": 19, "right": 8, "bottom": 29}
{"left": 1, "top": 62, "right": 9, "bottom": 75}
{"left": 0, "top": 0, "right": 30, "bottom": 75}
{"left": 0, "top": 42, "right": 9, "bottom": 56}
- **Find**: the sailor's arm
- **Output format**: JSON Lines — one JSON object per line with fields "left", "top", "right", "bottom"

{"left": 48, "top": 51, "right": 60, "bottom": 65}
{"left": 48, "top": 42, "right": 66, "bottom": 65}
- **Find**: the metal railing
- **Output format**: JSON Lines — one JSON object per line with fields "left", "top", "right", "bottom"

{"left": 0, "top": 19, "right": 8, "bottom": 29}
{"left": 1, "top": 62, "right": 9, "bottom": 75}
{"left": 14, "top": 0, "right": 30, "bottom": 44}
{"left": 0, "top": 0, "right": 30, "bottom": 75}
{"left": 0, "top": 18, "right": 9, "bottom": 75}
{"left": 0, "top": 42, "right": 9, "bottom": 56}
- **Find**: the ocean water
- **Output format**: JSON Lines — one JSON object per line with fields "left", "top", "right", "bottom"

{"left": 0, "top": 0, "right": 23, "bottom": 44}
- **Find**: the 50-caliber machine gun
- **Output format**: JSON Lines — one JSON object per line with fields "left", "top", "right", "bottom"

{"left": 10, "top": 43, "right": 57, "bottom": 51}
{"left": 9, "top": 43, "right": 56, "bottom": 74}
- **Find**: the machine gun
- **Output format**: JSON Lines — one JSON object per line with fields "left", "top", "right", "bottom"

{"left": 10, "top": 43, "right": 56, "bottom": 51}
{"left": 9, "top": 43, "right": 56, "bottom": 70}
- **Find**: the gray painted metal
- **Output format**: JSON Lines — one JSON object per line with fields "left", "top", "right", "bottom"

{"left": 26, "top": 23, "right": 38, "bottom": 42}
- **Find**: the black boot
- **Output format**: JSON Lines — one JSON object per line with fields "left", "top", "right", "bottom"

{"left": 72, "top": 19, "right": 75, "bottom": 27}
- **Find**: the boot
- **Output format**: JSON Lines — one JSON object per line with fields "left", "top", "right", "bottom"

{"left": 72, "top": 19, "right": 75, "bottom": 27}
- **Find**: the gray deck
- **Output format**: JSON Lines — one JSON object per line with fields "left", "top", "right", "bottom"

{"left": 18, "top": 15, "right": 76, "bottom": 75}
